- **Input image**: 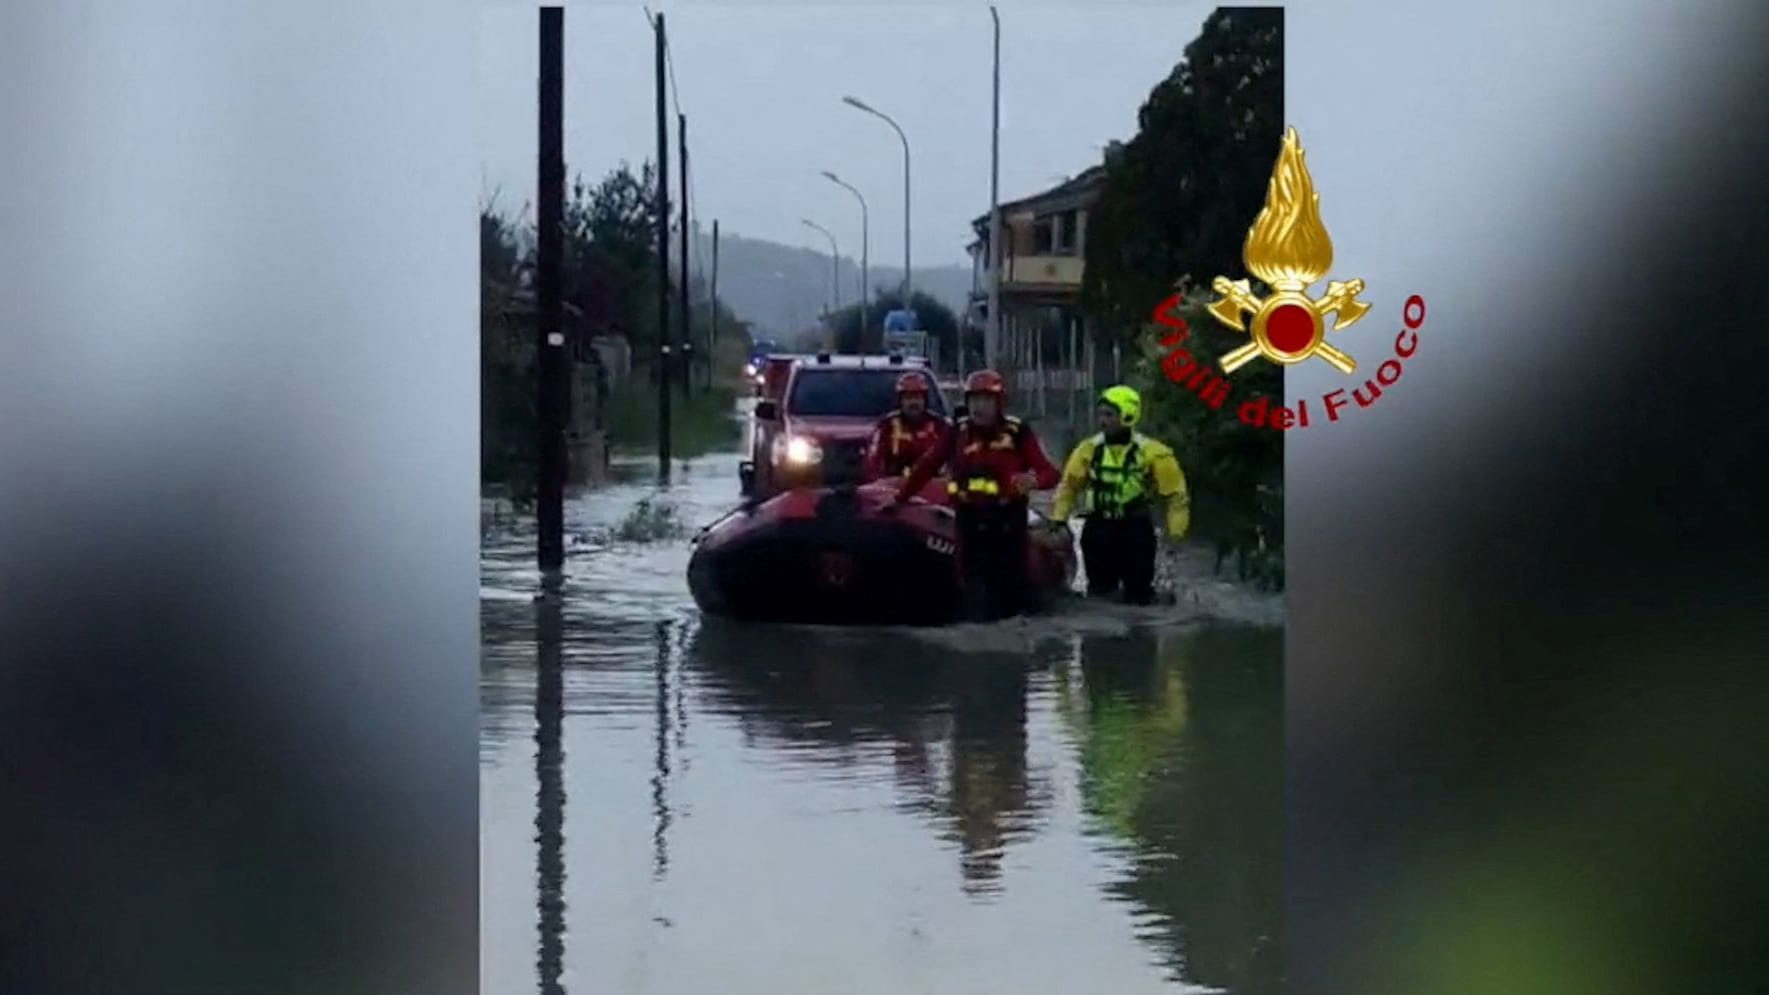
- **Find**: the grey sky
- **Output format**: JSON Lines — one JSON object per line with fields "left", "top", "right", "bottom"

{"left": 478, "top": 3, "right": 1214, "bottom": 268}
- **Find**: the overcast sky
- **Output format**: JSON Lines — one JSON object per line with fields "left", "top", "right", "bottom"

{"left": 478, "top": 3, "right": 1215, "bottom": 268}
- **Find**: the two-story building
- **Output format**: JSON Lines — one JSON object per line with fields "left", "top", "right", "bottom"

{"left": 965, "top": 165, "right": 1105, "bottom": 370}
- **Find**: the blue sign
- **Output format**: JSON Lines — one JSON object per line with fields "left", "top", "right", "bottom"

{"left": 882, "top": 309, "right": 919, "bottom": 333}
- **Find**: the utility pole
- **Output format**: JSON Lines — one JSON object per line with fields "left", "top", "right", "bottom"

{"left": 678, "top": 112, "right": 691, "bottom": 398}
{"left": 986, "top": 6, "right": 1003, "bottom": 371}
{"left": 653, "top": 12, "right": 671, "bottom": 478}
{"left": 801, "top": 219, "right": 840, "bottom": 317}
{"left": 709, "top": 220, "right": 720, "bottom": 388}
{"left": 535, "top": 6, "right": 567, "bottom": 572}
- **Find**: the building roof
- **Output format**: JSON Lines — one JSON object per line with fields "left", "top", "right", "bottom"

{"left": 969, "top": 164, "right": 1107, "bottom": 232}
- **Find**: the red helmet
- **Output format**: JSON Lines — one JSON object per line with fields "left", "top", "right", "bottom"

{"left": 895, "top": 372, "right": 928, "bottom": 396}
{"left": 963, "top": 369, "right": 1007, "bottom": 398}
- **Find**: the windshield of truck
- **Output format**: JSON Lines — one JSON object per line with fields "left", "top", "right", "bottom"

{"left": 787, "top": 368, "right": 944, "bottom": 418}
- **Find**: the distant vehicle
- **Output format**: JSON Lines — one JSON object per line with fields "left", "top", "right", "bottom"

{"left": 744, "top": 338, "right": 780, "bottom": 378}
{"left": 739, "top": 352, "right": 940, "bottom": 499}
{"left": 740, "top": 354, "right": 801, "bottom": 469}
{"left": 752, "top": 354, "right": 799, "bottom": 399}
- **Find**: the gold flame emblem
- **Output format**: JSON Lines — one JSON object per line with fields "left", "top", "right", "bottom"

{"left": 1207, "top": 127, "right": 1368, "bottom": 374}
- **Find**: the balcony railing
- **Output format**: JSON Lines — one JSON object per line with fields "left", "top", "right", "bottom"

{"left": 975, "top": 253, "right": 1085, "bottom": 291}
{"left": 1012, "top": 368, "right": 1093, "bottom": 392}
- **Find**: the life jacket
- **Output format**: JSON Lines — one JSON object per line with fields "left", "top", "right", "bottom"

{"left": 878, "top": 410, "right": 947, "bottom": 475}
{"left": 1084, "top": 432, "right": 1152, "bottom": 519}
{"left": 946, "top": 415, "right": 1029, "bottom": 503}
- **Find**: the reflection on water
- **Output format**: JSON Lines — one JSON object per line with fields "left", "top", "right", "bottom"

{"left": 483, "top": 453, "right": 1282, "bottom": 995}
{"left": 1063, "top": 629, "right": 1285, "bottom": 994}
{"left": 534, "top": 588, "right": 566, "bottom": 995}
{"left": 688, "top": 623, "right": 1050, "bottom": 899}
{"left": 651, "top": 619, "right": 671, "bottom": 880}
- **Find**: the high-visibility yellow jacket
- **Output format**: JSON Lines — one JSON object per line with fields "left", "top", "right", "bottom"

{"left": 1050, "top": 431, "right": 1189, "bottom": 538}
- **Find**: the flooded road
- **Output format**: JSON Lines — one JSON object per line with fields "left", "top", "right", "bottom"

{"left": 481, "top": 452, "right": 1283, "bottom": 995}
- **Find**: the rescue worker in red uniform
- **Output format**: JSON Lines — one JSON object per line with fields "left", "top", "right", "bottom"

{"left": 887, "top": 369, "right": 1061, "bottom": 621}
{"left": 862, "top": 372, "right": 951, "bottom": 483}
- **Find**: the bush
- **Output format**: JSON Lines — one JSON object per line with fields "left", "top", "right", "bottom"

{"left": 610, "top": 496, "right": 689, "bottom": 542}
{"left": 1130, "top": 292, "right": 1283, "bottom": 590}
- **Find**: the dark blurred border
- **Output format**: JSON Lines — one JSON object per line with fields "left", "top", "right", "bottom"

{"left": 0, "top": 3, "right": 479, "bottom": 993}
{"left": 5, "top": 3, "right": 1768, "bottom": 995}
{"left": 1286, "top": 5, "right": 1769, "bottom": 993}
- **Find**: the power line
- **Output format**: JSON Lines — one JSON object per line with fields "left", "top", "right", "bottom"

{"left": 645, "top": 8, "right": 709, "bottom": 302}
{"left": 664, "top": 34, "right": 683, "bottom": 122}
{"left": 687, "top": 156, "right": 706, "bottom": 284}
{"left": 663, "top": 30, "right": 701, "bottom": 292}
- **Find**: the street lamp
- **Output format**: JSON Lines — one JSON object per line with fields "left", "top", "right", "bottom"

{"left": 821, "top": 170, "right": 869, "bottom": 337}
{"left": 987, "top": 6, "right": 1003, "bottom": 371}
{"left": 841, "top": 95, "right": 911, "bottom": 308}
{"left": 800, "top": 218, "right": 840, "bottom": 318}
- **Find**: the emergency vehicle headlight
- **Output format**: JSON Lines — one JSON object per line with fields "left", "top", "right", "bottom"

{"left": 773, "top": 434, "right": 822, "bottom": 466}
{"left": 744, "top": 361, "right": 758, "bottom": 377}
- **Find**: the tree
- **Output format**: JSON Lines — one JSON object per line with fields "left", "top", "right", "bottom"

{"left": 1078, "top": 7, "right": 1285, "bottom": 588}
{"left": 481, "top": 161, "right": 758, "bottom": 489}
{"left": 824, "top": 289, "right": 961, "bottom": 358}
{"left": 481, "top": 207, "right": 536, "bottom": 496}
{"left": 562, "top": 161, "right": 662, "bottom": 356}
{"left": 1082, "top": 8, "right": 1283, "bottom": 334}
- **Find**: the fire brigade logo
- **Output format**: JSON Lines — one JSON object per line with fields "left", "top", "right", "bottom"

{"left": 1206, "top": 126, "right": 1370, "bottom": 374}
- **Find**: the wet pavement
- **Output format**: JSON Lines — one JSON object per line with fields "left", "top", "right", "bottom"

{"left": 481, "top": 451, "right": 1284, "bottom": 995}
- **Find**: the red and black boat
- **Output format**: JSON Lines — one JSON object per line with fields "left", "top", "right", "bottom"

{"left": 687, "top": 479, "right": 1077, "bottom": 626}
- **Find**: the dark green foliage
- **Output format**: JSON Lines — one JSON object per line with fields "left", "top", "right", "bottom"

{"left": 1135, "top": 294, "right": 1283, "bottom": 589}
{"left": 1080, "top": 7, "right": 1284, "bottom": 589}
{"left": 823, "top": 289, "right": 964, "bottom": 363}
{"left": 563, "top": 161, "right": 662, "bottom": 353}
{"left": 1082, "top": 8, "right": 1283, "bottom": 337}
{"left": 481, "top": 209, "right": 536, "bottom": 501}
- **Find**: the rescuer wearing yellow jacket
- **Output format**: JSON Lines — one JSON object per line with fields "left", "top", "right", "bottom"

{"left": 1049, "top": 385, "right": 1190, "bottom": 605}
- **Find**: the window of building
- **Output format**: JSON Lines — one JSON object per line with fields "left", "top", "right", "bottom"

{"left": 1053, "top": 209, "right": 1080, "bottom": 255}
{"left": 1031, "top": 216, "right": 1055, "bottom": 254}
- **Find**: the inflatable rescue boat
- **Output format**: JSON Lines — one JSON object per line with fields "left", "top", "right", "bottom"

{"left": 687, "top": 480, "right": 1077, "bottom": 626}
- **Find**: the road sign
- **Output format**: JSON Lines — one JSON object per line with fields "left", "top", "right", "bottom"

{"left": 882, "top": 308, "right": 918, "bottom": 333}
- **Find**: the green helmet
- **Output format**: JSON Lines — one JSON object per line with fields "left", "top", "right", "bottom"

{"left": 1098, "top": 384, "right": 1142, "bottom": 426}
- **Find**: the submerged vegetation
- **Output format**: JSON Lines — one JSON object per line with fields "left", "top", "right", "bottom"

{"left": 610, "top": 495, "right": 689, "bottom": 543}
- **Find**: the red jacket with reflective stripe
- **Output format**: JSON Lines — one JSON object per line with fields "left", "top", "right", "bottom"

{"left": 894, "top": 415, "right": 1060, "bottom": 504}
{"left": 863, "top": 410, "right": 951, "bottom": 482}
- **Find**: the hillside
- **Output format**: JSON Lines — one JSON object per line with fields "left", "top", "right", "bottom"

{"left": 681, "top": 225, "right": 973, "bottom": 341}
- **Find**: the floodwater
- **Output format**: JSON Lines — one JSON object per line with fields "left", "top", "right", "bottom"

{"left": 481, "top": 450, "right": 1284, "bottom": 995}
